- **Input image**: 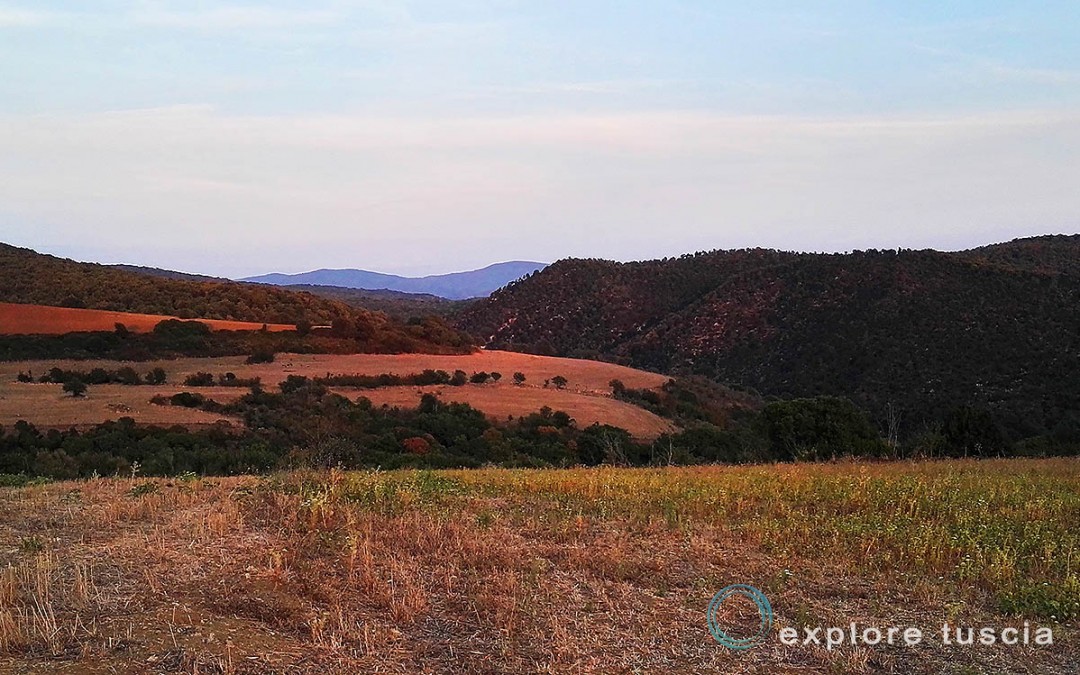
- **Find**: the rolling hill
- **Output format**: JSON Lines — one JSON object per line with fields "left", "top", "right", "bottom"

{"left": 458, "top": 236, "right": 1080, "bottom": 443}
{"left": 0, "top": 243, "right": 474, "bottom": 354}
{"left": 241, "top": 261, "right": 547, "bottom": 299}
{"left": 277, "top": 285, "right": 467, "bottom": 320}
{"left": 108, "top": 264, "right": 467, "bottom": 320}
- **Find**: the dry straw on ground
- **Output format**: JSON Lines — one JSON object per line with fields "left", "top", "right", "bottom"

{"left": 0, "top": 460, "right": 1076, "bottom": 673}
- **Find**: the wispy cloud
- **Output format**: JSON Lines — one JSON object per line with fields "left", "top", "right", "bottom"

{"left": 2, "top": 105, "right": 1076, "bottom": 276}
{"left": 130, "top": 3, "right": 340, "bottom": 31}
{"left": 0, "top": 6, "right": 62, "bottom": 27}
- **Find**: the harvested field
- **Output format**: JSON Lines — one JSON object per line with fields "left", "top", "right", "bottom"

{"left": 0, "top": 351, "right": 673, "bottom": 437}
{"left": 0, "top": 383, "right": 238, "bottom": 429}
{"left": 0, "top": 461, "right": 1075, "bottom": 673}
{"left": 0, "top": 302, "right": 296, "bottom": 335}
{"left": 352, "top": 384, "right": 674, "bottom": 439}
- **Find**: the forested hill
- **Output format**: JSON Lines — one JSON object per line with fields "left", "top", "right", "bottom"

{"left": 0, "top": 243, "right": 473, "bottom": 352}
{"left": 458, "top": 236, "right": 1080, "bottom": 443}
{"left": 957, "top": 234, "right": 1080, "bottom": 275}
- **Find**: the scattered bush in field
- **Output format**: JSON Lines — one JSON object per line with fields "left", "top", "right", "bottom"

{"left": 62, "top": 378, "right": 87, "bottom": 397}
{"left": 245, "top": 350, "right": 275, "bottom": 364}
{"left": 490, "top": 372, "right": 502, "bottom": 383}
{"left": 183, "top": 372, "right": 215, "bottom": 387}
{"left": 32, "top": 366, "right": 160, "bottom": 386}
{"left": 218, "top": 372, "right": 261, "bottom": 388}
{"left": 16, "top": 371, "right": 33, "bottom": 383}
{"left": 550, "top": 375, "right": 568, "bottom": 390}
{"left": 0, "top": 473, "right": 49, "bottom": 487}
{"left": 470, "top": 372, "right": 490, "bottom": 384}
{"left": 450, "top": 370, "right": 468, "bottom": 386}
{"left": 129, "top": 481, "right": 158, "bottom": 497}
{"left": 170, "top": 392, "right": 206, "bottom": 408}
{"left": 114, "top": 367, "right": 142, "bottom": 385}
{"left": 512, "top": 372, "right": 526, "bottom": 385}
{"left": 145, "top": 367, "right": 167, "bottom": 385}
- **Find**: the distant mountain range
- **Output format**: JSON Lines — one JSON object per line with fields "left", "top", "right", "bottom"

{"left": 458, "top": 235, "right": 1080, "bottom": 445}
{"left": 240, "top": 261, "right": 548, "bottom": 300}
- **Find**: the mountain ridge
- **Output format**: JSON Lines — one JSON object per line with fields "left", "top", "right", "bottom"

{"left": 241, "top": 261, "right": 548, "bottom": 300}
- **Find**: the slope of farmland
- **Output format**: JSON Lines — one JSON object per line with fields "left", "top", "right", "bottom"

{"left": 0, "top": 302, "right": 296, "bottom": 335}
{"left": 0, "top": 351, "right": 674, "bottom": 438}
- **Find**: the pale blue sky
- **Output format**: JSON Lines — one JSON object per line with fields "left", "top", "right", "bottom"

{"left": 1, "top": 1, "right": 1078, "bottom": 276}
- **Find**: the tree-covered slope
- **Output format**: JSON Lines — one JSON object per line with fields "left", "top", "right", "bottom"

{"left": 0, "top": 243, "right": 474, "bottom": 353}
{"left": 459, "top": 238, "right": 1080, "bottom": 442}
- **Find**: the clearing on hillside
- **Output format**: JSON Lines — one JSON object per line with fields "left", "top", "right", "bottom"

{"left": 0, "top": 351, "right": 673, "bottom": 438}
{"left": 0, "top": 302, "right": 296, "bottom": 335}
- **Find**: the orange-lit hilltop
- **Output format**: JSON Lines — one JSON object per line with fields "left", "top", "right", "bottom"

{"left": 0, "top": 302, "right": 296, "bottom": 335}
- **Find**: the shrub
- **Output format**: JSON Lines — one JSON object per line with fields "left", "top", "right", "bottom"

{"left": 63, "top": 378, "right": 88, "bottom": 397}
{"left": 470, "top": 372, "right": 491, "bottom": 384}
{"left": 183, "top": 372, "right": 215, "bottom": 387}
{"left": 759, "top": 396, "right": 887, "bottom": 461}
{"left": 245, "top": 350, "right": 275, "bottom": 365}
{"left": 513, "top": 372, "right": 526, "bottom": 385}
{"left": 450, "top": 370, "right": 468, "bottom": 386}
{"left": 550, "top": 375, "right": 568, "bottom": 390}
{"left": 170, "top": 392, "right": 206, "bottom": 408}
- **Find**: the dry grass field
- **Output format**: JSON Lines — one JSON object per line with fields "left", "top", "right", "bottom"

{"left": 351, "top": 385, "right": 674, "bottom": 439}
{"left": 0, "top": 303, "right": 296, "bottom": 335}
{"left": 0, "top": 351, "right": 673, "bottom": 438}
{"left": 0, "top": 461, "right": 1075, "bottom": 674}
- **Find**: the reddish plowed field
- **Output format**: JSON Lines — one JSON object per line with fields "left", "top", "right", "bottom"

{"left": 0, "top": 302, "right": 295, "bottom": 335}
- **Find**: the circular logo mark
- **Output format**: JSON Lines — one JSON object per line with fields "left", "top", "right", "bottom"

{"left": 707, "top": 584, "right": 773, "bottom": 650}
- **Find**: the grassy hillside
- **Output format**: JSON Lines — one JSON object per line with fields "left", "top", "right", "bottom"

{"left": 0, "top": 243, "right": 474, "bottom": 354}
{"left": 458, "top": 237, "right": 1080, "bottom": 444}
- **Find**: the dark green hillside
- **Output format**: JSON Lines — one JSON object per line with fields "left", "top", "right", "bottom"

{"left": 0, "top": 243, "right": 354, "bottom": 324}
{"left": 958, "top": 234, "right": 1080, "bottom": 276}
{"left": 459, "top": 238, "right": 1080, "bottom": 445}
{"left": 279, "top": 285, "right": 468, "bottom": 321}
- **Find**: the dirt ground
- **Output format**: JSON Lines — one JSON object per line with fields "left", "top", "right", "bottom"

{"left": 352, "top": 385, "right": 675, "bottom": 439}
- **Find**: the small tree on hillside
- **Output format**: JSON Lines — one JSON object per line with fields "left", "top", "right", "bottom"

{"left": 512, "top": 372, "right": 526, "bottom": 385}
{"left": 63, "top": 378, "right": 87, "bottom": 398}
{"left": 551, "top": 375, "right": 568, "bottom": 390}
{"left": 490, "top": 372, "right": 502, "bottom": 383}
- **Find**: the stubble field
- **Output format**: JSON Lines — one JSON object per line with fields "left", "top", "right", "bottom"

{"left": 0, "top": 460, "right": 1076, "bottom": 674}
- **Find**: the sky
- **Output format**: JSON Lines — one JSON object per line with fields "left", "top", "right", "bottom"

{"left": 1, "top": 2, "right": 1079, "bottom": 277}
